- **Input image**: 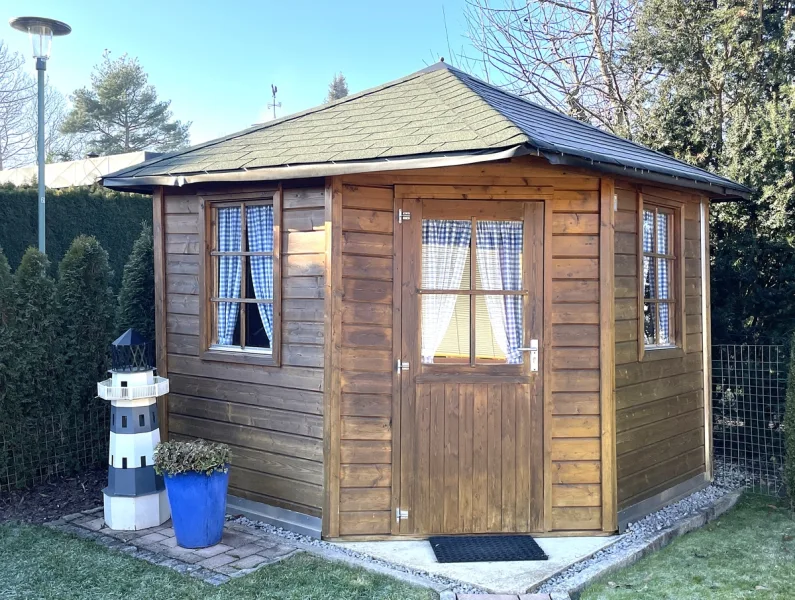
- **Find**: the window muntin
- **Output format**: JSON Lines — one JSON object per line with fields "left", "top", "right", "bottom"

{"left": 642, "top": 205, "right": 677, "bottom": 348}
{"left": 210, "top": 200, "right": 275, "bottom": 352}
{"left": 420, "top": 218, "right": 525, "bottom": 365}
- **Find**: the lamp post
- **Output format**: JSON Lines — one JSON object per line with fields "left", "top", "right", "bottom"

{"left": 9, "top": 16, "right": 71, "bottom": 254}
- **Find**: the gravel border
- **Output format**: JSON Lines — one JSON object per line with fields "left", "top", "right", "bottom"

{"left": 537, "top": 481, "right": 742, "bottom": 595}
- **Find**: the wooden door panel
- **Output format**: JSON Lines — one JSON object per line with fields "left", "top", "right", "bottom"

{"left": 399, "top": 197, "right": 545, "bottom": 535}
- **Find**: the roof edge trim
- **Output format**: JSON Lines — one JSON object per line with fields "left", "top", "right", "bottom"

{"left": 102, "top": 145, "right": 530, "bottom": 192}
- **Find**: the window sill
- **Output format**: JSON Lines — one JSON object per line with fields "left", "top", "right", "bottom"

{"left": 200, "top": 348, "right": 279, "bottom": 367}
{"left": 641, "top": 346, "right": 686, "bottom": 362}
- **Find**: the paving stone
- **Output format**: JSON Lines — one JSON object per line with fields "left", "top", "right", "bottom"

{"left": 225, "top": 543, "right": 265, "bottom": 559}
{"left": 62, "top": 513, "right": 84, "bottom": 522}
{"left": 215, "top": 565, "right": 241, "bottom": 576}
{"left": 198, "top": 553, "right": 237, "bottom": 569}
{"left": 83, "top": 518, "right": 105, "bottom": 531}
{"left": 193, "top": 543, "right": 232, "bottom": 558}
{"left": 137, "top": 532, "right": 167, "bottom": 545}
{"left": 229, "top": 554, "right": 272, "bottom": 569}
{"left": 155, "top": 557, "right": 183, "bottom": 569}
{"left": 221, "top": 529, "right": 259, "bottom": 547}
{"left": 160, "top": 536, "right": 179, "bottom": 548}
{"left": 163, "top": 547, "right": 204, "bottom": 564}
{"left": 458, "top": 596, "right": 518, "bottom": 600}
{"left": 83, "top": 507, "right": 104, "bottom": 515}
{"left": 205, "top": 574, "right": 231, "bottom": 586}
{"left": 519, "top": 595, "right": 552, "bottom": 600}
{"left": 160, "top": 528, "right": 175, "bottom": 537}
{"left": 188, "top": 568, "right": 217, "bottom": 581}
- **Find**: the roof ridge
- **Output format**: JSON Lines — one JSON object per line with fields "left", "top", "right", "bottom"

{"left": 449, "top": 68, "right": 741, "bottom": 187}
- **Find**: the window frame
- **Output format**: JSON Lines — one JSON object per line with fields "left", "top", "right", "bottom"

{"left": 198, "top": 187, "right": 282, "bottom": 367}
{"left": 637, "top": 192, "right": 686, "bottom": 362}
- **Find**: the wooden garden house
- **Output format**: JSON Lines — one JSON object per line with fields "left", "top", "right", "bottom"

{"left": 103, "top": 63, "right": 751, "bottom": 540}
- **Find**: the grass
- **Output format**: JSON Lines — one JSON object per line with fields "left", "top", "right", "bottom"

{"left": 0, "top": 522, "right": 436, "bottom": 600}
{"left": 582, "top": 495, "right": 795, "bottom": 600}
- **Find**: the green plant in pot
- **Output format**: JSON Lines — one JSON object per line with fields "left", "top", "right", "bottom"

{"left": 153, "top": 439, "right": 231, "bottom": 548}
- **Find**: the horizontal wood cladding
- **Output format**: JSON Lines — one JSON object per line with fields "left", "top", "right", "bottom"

{"left": 162, "top": 186, "right": 326, "bottom": 516}
{"left": 613, "top": 183, "right": 706, "bottom": 510}
{"left": 336, "top": 183, "right": 395, "bottom": 532}
{"left": 549, "top": 188, "right": 602, "bottom": 531}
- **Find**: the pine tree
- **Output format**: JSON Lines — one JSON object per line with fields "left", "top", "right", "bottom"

{"left": 58, "top": 236, "right": 115, "bottom": 413}
{"left": 117, "top": 222, "right": 155, "bottom": 342}
{"left": 7, "top": 248, "right": 59, "bottom": 419}
{"left": 61, "top": 51, "right": 191, "bottom": 154}
{"left": 785, "top": 334, "right": 795, "bottom": 502}
{"left": 326, "top": 73, "right": 349, "bottom": 103}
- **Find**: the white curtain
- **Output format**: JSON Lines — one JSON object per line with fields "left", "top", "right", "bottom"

{"left": 421, "top": 220, "right": 471, "bottom": 363}
{"left": 217, "top": 207, "right": 242, "bottom": 345}
{"left": 476, "top": 221, "right": 523, "bottom": 364}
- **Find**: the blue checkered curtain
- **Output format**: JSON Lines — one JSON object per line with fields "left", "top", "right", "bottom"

{"left": 657, "top": 212, "right": 671, "bottom": 343}
{"left": 246, "top": 205, "right": 274, "bottom": 343}
{"left": 421, "top": 220, "right": 471, "bottom": 363}
{"left": 217, "top": 207, "right": 242, "bottom": 345}
{"left": 476, "top": 221, "right": 524, "bottom": 364}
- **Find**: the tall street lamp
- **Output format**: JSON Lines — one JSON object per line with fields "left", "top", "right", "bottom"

{"left": 9, "top": 16, "right": 71, "bottom": 254}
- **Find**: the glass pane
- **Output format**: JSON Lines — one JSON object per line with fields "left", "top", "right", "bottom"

{"left": 642, "top": 256, "right": 656, "bottom": 300}
{"left": 246, "top": 204, "right": 274, "bottom": 253}
{"left": 422, "top": 294, "right": 469, "bottom": 364}
{"left": 642, "top": 209, "right": 654, "bottom": 253}
{"left": 656, "top": 258, "right": 671, "bottom": 300}
{"left": 245, "top": 303, "right": 271, "bottom": 349}
{"left": 658, "top": 303, "right": 672, "bottom": 346}
{"left": 476, "top": 295, "right": 524, "bottom": 364}
{"left": 657, "top": 210, "right": 672, "bottom": 255}
{"left": 474, "top": 221, "right": 523, "bottom": 291}
{"left": 217, "top": 206, "right": 242, "bottom": 252}
{"left": 421, "top": 220, "right": 471, "bottom": 290}
{"left": 643, "top": 302, "right": 657, "bottom": 346}
{"left": 216, "top": 301, "right": 241, "bottom": 346}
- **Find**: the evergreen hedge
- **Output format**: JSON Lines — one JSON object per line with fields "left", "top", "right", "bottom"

{"left": 0, "top": 184, "right": 152, "bottom": 290}
{"left": 116, "top": 223, "right": 155, "bottom": 342}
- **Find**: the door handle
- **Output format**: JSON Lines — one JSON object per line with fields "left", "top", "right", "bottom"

{"left": 517, "top": 340, "right": 539, "bottom": 372}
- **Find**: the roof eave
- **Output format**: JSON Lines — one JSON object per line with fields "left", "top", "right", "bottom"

{"left": 541, "top": 152, "right": 751, "bottom": 201}
{"left": 101, "top": 145, "right": 531, "bottom": 193}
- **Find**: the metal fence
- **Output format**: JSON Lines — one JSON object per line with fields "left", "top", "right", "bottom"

{"left": 0, "top": 406, "right": 109, "bottom": 493}
{"left": 712, "top": 344, "right": 787, "bottom": 496}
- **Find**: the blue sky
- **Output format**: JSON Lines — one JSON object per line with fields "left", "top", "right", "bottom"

{"left": 3, "top": 0, "right": 472, "bottom": 144}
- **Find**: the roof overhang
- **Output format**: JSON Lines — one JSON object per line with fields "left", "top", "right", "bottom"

{"left": 101, "top": 145, "right": 531, "bottom": 193}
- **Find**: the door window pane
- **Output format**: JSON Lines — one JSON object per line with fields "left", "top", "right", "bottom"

{"left": 421, "top": 220, "right": 471, "bottom": 290}
{"left": 475, "top": 221, "right": 522, "bottom": 291}
{"left": 422, "top": 294, "right": 469, "bottom": 364}
{"left": 475, "top": 295, "right": 524, "bottom": 364}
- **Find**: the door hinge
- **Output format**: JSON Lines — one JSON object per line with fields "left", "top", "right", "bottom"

{"left": 396, "top": 360, "right": 410, "bottom": 374}
{"left": 396, "top": 507, "right": 409, "bottom": 522}
{"left": 397, "top": 209, "right": 411, "bottom": 223}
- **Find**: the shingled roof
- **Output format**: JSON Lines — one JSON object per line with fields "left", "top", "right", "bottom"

{"left": 103, "top": 63, "right": 751, "bottom": 198}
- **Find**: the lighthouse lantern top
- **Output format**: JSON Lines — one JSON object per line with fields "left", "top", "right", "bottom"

{"left": 111, "top": 329, "right": 154, "bottom": 372}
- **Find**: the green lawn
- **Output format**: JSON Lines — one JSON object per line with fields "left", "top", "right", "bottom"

{"left": 0, "top": 522, "right": 436, "bottom": 600}
{"left": 582, "top": 495, "right": 795, "bottom": 600}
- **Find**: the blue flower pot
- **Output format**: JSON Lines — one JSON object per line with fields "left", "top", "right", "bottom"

{"left": 164, "top": 467, "right": 229, "bottom": 548}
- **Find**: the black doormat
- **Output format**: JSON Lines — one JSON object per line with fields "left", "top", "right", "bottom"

{"left": 428, "top": 534, "right": 548, "bottom": 563}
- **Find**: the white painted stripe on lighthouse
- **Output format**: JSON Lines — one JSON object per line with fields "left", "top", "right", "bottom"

{"left": 109, "top": 430, "right": 161, "bottom": 468}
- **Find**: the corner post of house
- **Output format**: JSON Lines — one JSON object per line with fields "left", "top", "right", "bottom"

{"left": 152, "top": 185, "right": 169, "bottom": 440}
{"left": 322, "top": 176, "right": 343, "bottom": 538}
{"left": 599, "top": 177, "right": 617, "bottom": 532}
{"left": 700, "top": 196, "right": 713, "bottom": 480}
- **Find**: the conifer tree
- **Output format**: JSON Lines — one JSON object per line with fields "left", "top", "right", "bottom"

{"left": 7, "top": 248, "right": 59, "bottom": 418}
{"left": 117, "top": 223, "right": 155, "bottom": 341}
{"left": 58, "top": 236, "right": 115, "bottom": 412}
{"left": 326, "top": 73, "right": 349, "bottom": 103}
{"left": 0, "top": 248, "right": 14, "bottom": 422}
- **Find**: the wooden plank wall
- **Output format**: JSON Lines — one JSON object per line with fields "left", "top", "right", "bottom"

{"left": 336, "top": 183, "right": 395, "bottom": 536}
{"left": 342, "top": 156, "right": 606, "bottom": 534}
{"left": 548, "top": 182, "right": 604, "bottom": 531}
{"left": 614, "top": 184, "right": 706, "bottom": 510}
{"left": 161, "top": 184, "right": 327, "bottom": 517}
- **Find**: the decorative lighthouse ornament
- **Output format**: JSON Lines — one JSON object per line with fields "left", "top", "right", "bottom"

{"left": 98, "top": 329, "right": 170, "bottom": 530}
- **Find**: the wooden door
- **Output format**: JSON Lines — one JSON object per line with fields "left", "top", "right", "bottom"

{"left": 397, "top": 197, "right": 545, "bottom": 535}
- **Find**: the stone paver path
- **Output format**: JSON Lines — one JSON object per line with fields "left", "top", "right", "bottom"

{"left": 46, "top": 508, "right": 299, "bottom": 585}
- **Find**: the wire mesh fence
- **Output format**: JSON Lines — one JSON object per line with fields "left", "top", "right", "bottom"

{"left": 712, "top": 344, "right": 787, "bottom": 496}
{"left": 0, "top": 405, "right": 109, "bottom": 493}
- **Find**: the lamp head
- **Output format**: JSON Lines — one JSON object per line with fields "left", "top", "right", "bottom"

{"left": 9, "top": 16, "right": 71, "bottom": 60}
